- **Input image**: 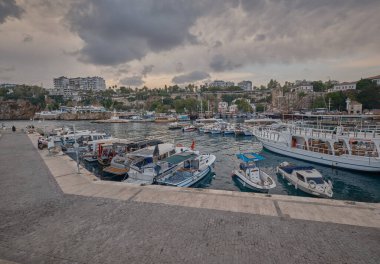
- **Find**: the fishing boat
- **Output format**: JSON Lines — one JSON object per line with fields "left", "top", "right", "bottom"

{"left": 155, "top": 115, "right": 177, "bottom": 123}
{"left": 106, "top": 143, "right": 179, "bottom": 177}
{"left": 182, "top": 125, "right": 197, "bottom": 132}
{"left": 123, "top": 144, "right": 192, "bottom": 184}
{"left": 254, "top": 125, "right": 380, "bottom": 172}
{"left": 98, "top": 139, "right": 163, "bottom": 166}
{"left": 224, "top": 124, "right": 235, "bottom": 135}
{"left": 194, "top": 118, "right": 225, "bottom": 127}
{"left": 232, "top": 153, "right": 276, "bottom": 193}
{"left": 234, "top": 124, "right": 245, "bottom": 136}
{"left": 168, "top": 122, "right": 183, "bottom": 130}
{"left": 276, "top": 162, "right": 333, "bottom": 198}
{"left": 155, "top": 152, "right": 216, "bottom": 187}
{"left": 210, "top": 124, "right": 223, "bottom": 134}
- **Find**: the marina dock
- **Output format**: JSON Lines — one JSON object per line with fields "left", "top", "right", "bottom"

{"left": 0, "top": 131, "right": 379, "bottom": 263}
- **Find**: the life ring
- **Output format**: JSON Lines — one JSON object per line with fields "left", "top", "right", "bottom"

{"left": 309, "top": 180, "right": 316, "bottom": 189}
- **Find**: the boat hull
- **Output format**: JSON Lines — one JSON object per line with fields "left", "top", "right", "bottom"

{"left": 260, "top": 139, "right": 380, "bottom": 172}
{"left": 232, "top": 173, "right": 270, "bottom": 193}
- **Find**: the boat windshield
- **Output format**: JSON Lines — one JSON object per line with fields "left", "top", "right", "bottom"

{"left": 307, "top": 177, "right": 325, "bottom": 184}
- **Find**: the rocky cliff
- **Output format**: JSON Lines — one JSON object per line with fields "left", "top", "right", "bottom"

{"left": 0, "top": 100, "right": 39, "bottom": 120}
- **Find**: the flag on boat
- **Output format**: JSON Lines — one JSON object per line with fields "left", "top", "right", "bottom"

{"left": 190, "top": 140, "right": 195, "bottom": 150}
{"left": 153, "top": 144, "right": 160, "bottom": 157}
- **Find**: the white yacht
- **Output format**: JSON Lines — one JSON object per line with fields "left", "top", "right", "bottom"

{"left": 254, "top": 125, "right": 380, "bottom": 172}
{"left": 277, "top": 162, "right": 333, "bottom": 198}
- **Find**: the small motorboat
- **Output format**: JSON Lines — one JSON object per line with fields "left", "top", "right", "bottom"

{"left": 276, "top": 162, "right": 333, "bottom": 198}
{"left": 224, "top": 124, "right": 235, "bottom": 135}
{"left": 232, "top": 152, "right": 276, "bottom": 193}
{"left": 168, "top": 122, "right": 182, "bottom": 130}
{"left": 210, "top": 125, "right": 223, "bottom": 134}
{"left": 182, "top": 125, "right": 197, "bottom": 132}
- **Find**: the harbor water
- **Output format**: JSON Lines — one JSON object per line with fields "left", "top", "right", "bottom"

{"left": 5, "top": 120, "right": 380, "bottom": 203}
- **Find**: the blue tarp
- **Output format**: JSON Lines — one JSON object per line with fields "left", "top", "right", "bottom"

{"left": 236, "top": 153, "right": 265, "bottom": 162}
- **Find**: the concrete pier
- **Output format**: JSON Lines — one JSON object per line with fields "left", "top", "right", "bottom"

{"left": 0, "top": 131, "right": 379, "bottom": 263}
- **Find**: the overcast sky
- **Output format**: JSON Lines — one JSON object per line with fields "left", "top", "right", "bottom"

{"left": 0, "top": 0, "right": 379, "bottom": 88}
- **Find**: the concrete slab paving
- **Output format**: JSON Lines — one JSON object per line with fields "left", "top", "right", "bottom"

{"left": 0, "top": 131, "right": 379, "bottom": 264}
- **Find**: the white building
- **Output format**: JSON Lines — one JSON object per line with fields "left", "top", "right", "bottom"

{"left": 328, "top": 82, "right": 356, "bottom": 93}
{"left": 238, "top": 81, "right": 253, "bottom": 91}
{"left": 292, "top": 81, "right": 313, "bottom": 93}
{"left": 346, "top": 98, "right": 362, "bottom": 114}
{"left": 218, "top": 101, "right": 228, "bottom": 113}
{"left": 368, "top": 75, "right": 380, "bottom": 86}
{"left": 52, "top": 76, "right": 106, "bottom": 100}
{"left": 208, "top": 80, "right": 235, "bottom": 88}
{"left": 229, "top": 104, "right": 238, "bottom": 114}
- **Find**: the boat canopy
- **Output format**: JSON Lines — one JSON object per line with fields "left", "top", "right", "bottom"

{"left": 236, "top": 152, "right": 265, "bottom": 162}
{"left": 281, "top": 166, "right": 314, "bottom": 174}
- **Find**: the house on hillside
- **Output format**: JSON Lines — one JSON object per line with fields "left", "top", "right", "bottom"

{"left": 368, "top": 75, "right": 380, "bottom": 86}
{"left": 328, "top": 82, "right": 356, "bottom": 93}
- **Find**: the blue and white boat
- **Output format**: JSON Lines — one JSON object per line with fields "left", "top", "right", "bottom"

{"left": 232, "top": 153, "right": 276, "bottom": 193}
{"left": 156, "top": 152, "right": 216, "bottom": 187}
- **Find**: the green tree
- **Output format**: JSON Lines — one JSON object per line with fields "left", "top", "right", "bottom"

{"left": 312, "top": 81, "right": 325, "bottom": 92}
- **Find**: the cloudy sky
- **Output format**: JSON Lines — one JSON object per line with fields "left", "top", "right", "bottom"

{"left": 0, "top": 0, "right": 379, "bottom": 88}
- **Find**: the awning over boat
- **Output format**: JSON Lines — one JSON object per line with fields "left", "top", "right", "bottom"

{"left": 236, "top": 152, "right": 265, "bottom": 162}
{"left": 281, "top": 166, "right": 314, "bottom": 174}
{"left": 163, "top": 152, "right": 197, "bottom": 164}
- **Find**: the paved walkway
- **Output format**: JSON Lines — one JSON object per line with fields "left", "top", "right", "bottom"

{"left": 0, "top": 131, "right": 379, "bottom": 263}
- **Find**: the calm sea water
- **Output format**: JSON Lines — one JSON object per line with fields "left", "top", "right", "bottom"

{"left": 5, "top": 120, "right": 380, "bottom": 203}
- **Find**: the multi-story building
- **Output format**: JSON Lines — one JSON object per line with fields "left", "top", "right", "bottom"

{"left": 292, "top": 81, "right": 313, "bottom": 93}
{"left": 208, "top": 80, "right": 235, "bottom": 88}
{"left": 238, "top": 81, "right": 253, "bottom": 91}
{"left": 328, "top": 82, "right": 356, "bottom": 93}
{"left": 368, "top": 75, "right": 380, "bottom": 86}
{"left": 52, "top": 76, "right": 106, "bottom": 100}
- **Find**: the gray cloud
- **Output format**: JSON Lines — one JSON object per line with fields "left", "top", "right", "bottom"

{"left": 65, "top": 0, "right": 227, "bottom": 65}
{"left": 172, "top": 70, "right": 210, "bottom": 84}
{"left": 141, "top": 65, "right": 154, "bottom": 77}
{"left": 210, "top": 54, "right": 241, "bottom": 72}
{"left": 120, "top": 75, "right": 144, "bottom": 87}
{"left": 175, "top": 62, "right": 184, "bottom": 73}
{"left": 0, "top": 0, "right": 24, "bottom": 23}
{"left": 0, "top": 65, "right": 15, "bottom": 73}
{"left": 23, "top": 34, "right": 33, "bottom": 43}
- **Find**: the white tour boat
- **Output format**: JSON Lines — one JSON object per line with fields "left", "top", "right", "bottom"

{"left": 254, "top": 125, "right": 380, "bottom": 172}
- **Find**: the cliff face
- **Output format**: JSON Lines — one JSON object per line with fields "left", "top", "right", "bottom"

{"left": 0, "top": 100, "right": 39, "bottom": 120}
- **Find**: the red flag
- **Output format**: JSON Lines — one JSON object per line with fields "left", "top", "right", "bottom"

{"left": 190, "top": 140, "right": 195, "bottom": 150}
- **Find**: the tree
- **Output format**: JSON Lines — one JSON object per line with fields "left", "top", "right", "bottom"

{"left": 256, "top": 104, "right": 265, "bottom": 112}
{"left": 312, "top": 81, "right": 325, "bottom": 92}
{"left": 267, "top": 79, "right": 279, "bottom": 89}
{"left": 235, "top": 99, "right": 253, "bottom": 113}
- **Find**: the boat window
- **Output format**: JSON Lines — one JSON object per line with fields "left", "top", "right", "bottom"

{"left": 296, "top": 173, "right": 305, "bottom": 182}
{"left": 307, "top": 177, "right": 324, "bottom": 184}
